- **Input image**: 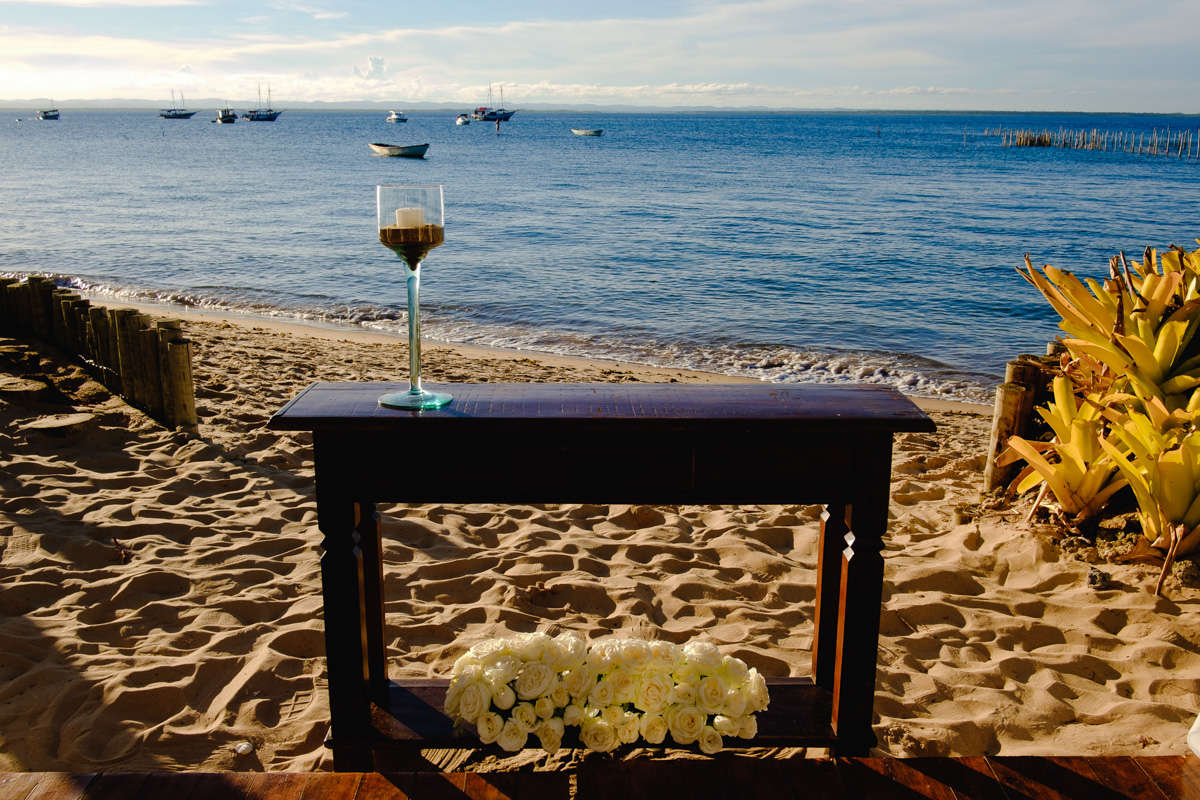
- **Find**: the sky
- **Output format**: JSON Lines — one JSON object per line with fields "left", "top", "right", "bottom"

{"left": 2, "top": 0, "right": 1200, "bottom": 111}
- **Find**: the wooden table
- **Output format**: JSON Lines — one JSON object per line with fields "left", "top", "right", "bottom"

{"left": 268, "top": 382, "right": 935, "bottom": 771}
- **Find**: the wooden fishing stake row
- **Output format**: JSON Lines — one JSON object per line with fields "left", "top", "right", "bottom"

{"left": 986, "top": 125, "right": 1200, "bottom": 160}
{"left": 0, "top": 276, "right": 198, "bottom": 436}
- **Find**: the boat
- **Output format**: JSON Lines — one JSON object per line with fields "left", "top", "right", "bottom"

{"left": 214, "top": 107, "right": 237, "bottom": 123}
{"left": 386, "top": 110, "right": 407, "bottom": 123}
{"left": 571, "top": 128, "right": 603, "bottom": 136}
{"left": 455, "top": 113, "right": 470, "bottom": 126}
{"left": 159, "top": 90, "right": 196, "bottom": 119}
{"left": 243, "top": 85, "right": 281, "bottom": 121}
{"left": 36, "top": 108, "right": 59, "bottom": 120}
{"left": 368, "top": 142, "right": 429, "bottom": 158}
{"left": 471, "top": 84, "right": 516, "bottom": 122}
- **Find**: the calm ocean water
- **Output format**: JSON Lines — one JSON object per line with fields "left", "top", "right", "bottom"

{"left": 3, "top": 109, "right": 1200, "bottom": 403}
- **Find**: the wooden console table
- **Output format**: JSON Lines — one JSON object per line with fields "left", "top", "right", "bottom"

{"left": 268, "top": 382, "right": 935, "bottom": 770}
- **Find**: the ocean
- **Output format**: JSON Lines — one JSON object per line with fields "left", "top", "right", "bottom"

{"left": 3, "top": 108, "right": 1200, "bottom": 404}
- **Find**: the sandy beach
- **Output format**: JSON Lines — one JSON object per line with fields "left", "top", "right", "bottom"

{"left": 1, "top": 306, "right": 1197, "bottom": 773}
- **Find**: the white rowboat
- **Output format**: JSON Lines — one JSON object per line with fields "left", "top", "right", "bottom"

{"left": 368, "top": 142, "right": 429, "bottom": 158}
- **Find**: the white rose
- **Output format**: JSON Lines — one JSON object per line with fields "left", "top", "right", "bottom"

{"left": 562, "top": 665, "right": 594, "bottom": 699}
{"left": 639, "top": 712, "right": 668, "bottom": 744}
{"left": 589, "top": 678, "right": 615, "bottom": 708}
{"left": 443, "top": 678, "right": 464, "bottom": 716}
{"left": 476, "top": 711, "right": 504, "bottom": 744}
{"left": 697, "top": 676, "right": 726, "bottom": 714}
{"left": 580, "top": 718, "right": 618, "bottom": 753}
{"left": 610, "top": 668, "right": 638, "bottom": 705}
{"left": 737, "top": 715, "right": 758, "bottom": 739}
{"left": 497, "top": 718, "right": 528, "bottom": 752}
{"left": 669, "top": 682, "right": 697, "bottom": 706}
{"left": 455, "top": 663, "right": 484, "bottom": 684}
{"left": 619, "top": 639, "right": 650, "bottom": 668}
{"left": 717, "top": 655, "right": 749, "bottom": 687}
{"left": 634, "top": 672, "right": 673, "bottom": 714}
{"left": 601, "top": 705, "right": 624, "bottom": 725}
{"left": 484, "top": 654, "right": 521, "bottom": 684}
{"left": 587, "top": 642, "right": 616, "bottom": 673}
{"left": 648, "top": 640, "right": 681, "bottom": 671}
{"left": 682, "top": 641, "right": 722, "bottom": 673}
{"left": 550, "top": 684, "right": 570, "bottom": 709}
{"left": 468, "top": 638, "right": 507, "bottom": 661}
{"left": 457, "top": 681, "right": 488, "bottom": 723}
{"left": 617, "top": 712, "right": 640, "bottom": 744}
{"left": 515, "top": 661, "right": 556, "bottom": 700}
{"left": 721, "top": 687, "right": 748, "bottom": 719}
{"left": 491, "top": 683, "right": 516, "bottom": 711}
{"left": 713, "top": 714, "right": 739, "bottom": 736}
{"left": 534, "top": 695, "right": 556, "bottom": 720}
{"left": 453, "top": 652, "right": 482, "bottom": 675}
{"left": 551, "top": 632, "right": 587, "bottom": 671}
{"left": 563, "top": 704, "right": 584, "bottom": 727}
{"left": 667, "top": 705, "right": 704, "bottom": 745}
{"left": 512, "top": 701, "right": 538, "bottom": 732}
{"left": 537, "top": 725, "right": 563, "bottom": 754}
{"left": 673, "top": 664, "right": 702, "bottom": 686}
{"left": 511, "top": 631, "right": 551, "bottom": 662}
{"left": 698, "top": 725, "right": 723, "bottom": 754}
{"left": 746, "top": 668, "right": 769, "bottom": 712}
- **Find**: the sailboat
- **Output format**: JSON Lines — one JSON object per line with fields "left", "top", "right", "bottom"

{"left": 243, "top": 84, "right": 282, "bottom": 121}
{"left": 471, "top": 84, "right": 515, "bottom": 122}
{"left": 159, "top": 90, "right": 196, "bottom": 119}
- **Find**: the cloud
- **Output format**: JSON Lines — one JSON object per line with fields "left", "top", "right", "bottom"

{"left": 352, "top": 56, "right": 386, "bottom": 81}
{"left": 268, "top": 1, "right": 346, "bottom": 21}
{"left": 0, "top": 0, "right": 201, "bottom": 5}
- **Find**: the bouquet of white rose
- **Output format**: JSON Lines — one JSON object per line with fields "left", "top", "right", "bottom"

{"left": 443, "top": 633, "right": 769, "bottom": 755}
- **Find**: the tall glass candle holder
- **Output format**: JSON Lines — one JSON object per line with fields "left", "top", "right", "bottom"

{"left": 376, "top": 184, "right": 451, "bottom": 409}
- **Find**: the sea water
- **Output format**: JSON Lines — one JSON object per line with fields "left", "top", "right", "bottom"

{"left": 2, "top": 108, "right": 1199, "bottom": 403}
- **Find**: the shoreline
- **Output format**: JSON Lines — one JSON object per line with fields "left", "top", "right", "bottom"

{"left": 83, "top": 291, "right": 992, "bottom": 417}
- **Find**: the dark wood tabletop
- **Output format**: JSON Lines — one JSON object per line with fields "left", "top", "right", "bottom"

{"left": 267, "top": 381, "right": 937, "bottom": 433}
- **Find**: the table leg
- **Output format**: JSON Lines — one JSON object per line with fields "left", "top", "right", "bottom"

{"left": 813, "top": 503, "right": 848, "bottom": 691}
{"left": 830, "top": 438, "right": 893, "bottom": 755}
{"left": 355, "top": 500, "right": 389, "bottom": 701}
{"left": 315, "top": 485, "right": 376, "bottom": 772}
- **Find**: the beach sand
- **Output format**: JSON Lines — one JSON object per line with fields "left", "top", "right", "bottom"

{"left": 1, "top": 308, "right": 1198, "bottom": 773}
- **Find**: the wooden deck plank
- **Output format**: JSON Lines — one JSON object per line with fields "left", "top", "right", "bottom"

{"left": 1080, "top": 757, "right": 1171, "bottom": 800}
{"left": 0, "top": 772, "right": 51, "bottom": 800}
{"left": 0, "top": 757, "right": 1192, "bottom": 799}
{"left": 1134, "top": 753, "right": 1200, "bottom": 800}
{"left": 23, "top": 773, "right": 92, "bottom": 800}
{"left": 295, "top": 771, "right": 363, "bottom": 800}
{"left": 985, "top": 755, "right": 1150, "bottom": 800}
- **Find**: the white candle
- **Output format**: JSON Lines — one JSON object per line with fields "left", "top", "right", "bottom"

{"left": 394, "top": 207, "right": 425, "bottom": 228}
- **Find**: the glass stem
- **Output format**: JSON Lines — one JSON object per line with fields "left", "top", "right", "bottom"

{"left": 405, "top": 263, "right": 422, "bottom": 395}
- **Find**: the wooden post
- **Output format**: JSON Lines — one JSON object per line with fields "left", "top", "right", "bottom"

{"left": 139, "top": 323, "right": 165, "bottom": 421}
{"left": 87, "top": 306, "right": 113, "bottom": 388}
{"left": 155, "top": 320, "right": 182, "bottom": 427}
{"left": 163, "top": 337, "right": 199, "bottom": 436}
{"left": 69, "top": 298, "right": 90, "bottom": 357}
{"left": 50, "top": 289, "right": 71, "bottom": 346}
{"left": 1006, "top": 359, "right": 1041, "bottom": 437}
{"left": 25, "top": 277, "right": 53, "bottom": 340}
{"left": 984, "top": 382, "right": 1029, "bottom": 492}
{"left": 0, "top": 278, "right": 16, "bottom": 334}
{"left": 112, "top": 308, "right": 144, "bottom": 408}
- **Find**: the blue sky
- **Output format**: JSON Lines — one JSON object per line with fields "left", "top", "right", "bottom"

{"left": 3, "top": 0, "right": 1199, "bottom": 110}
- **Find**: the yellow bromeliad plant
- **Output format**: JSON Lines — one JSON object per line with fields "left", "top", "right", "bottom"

{"left": 1001, "top": 374, "right": 1126, "bottom": 523}
{"left": 1008, "top": 242, "right": 1200, "bottom": 590}
{"left": 1018, "top": 245, "right": 1200, "bottom": 411}
{"left": 1099, "top": 401, "right": 1200, "bottom": 595}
